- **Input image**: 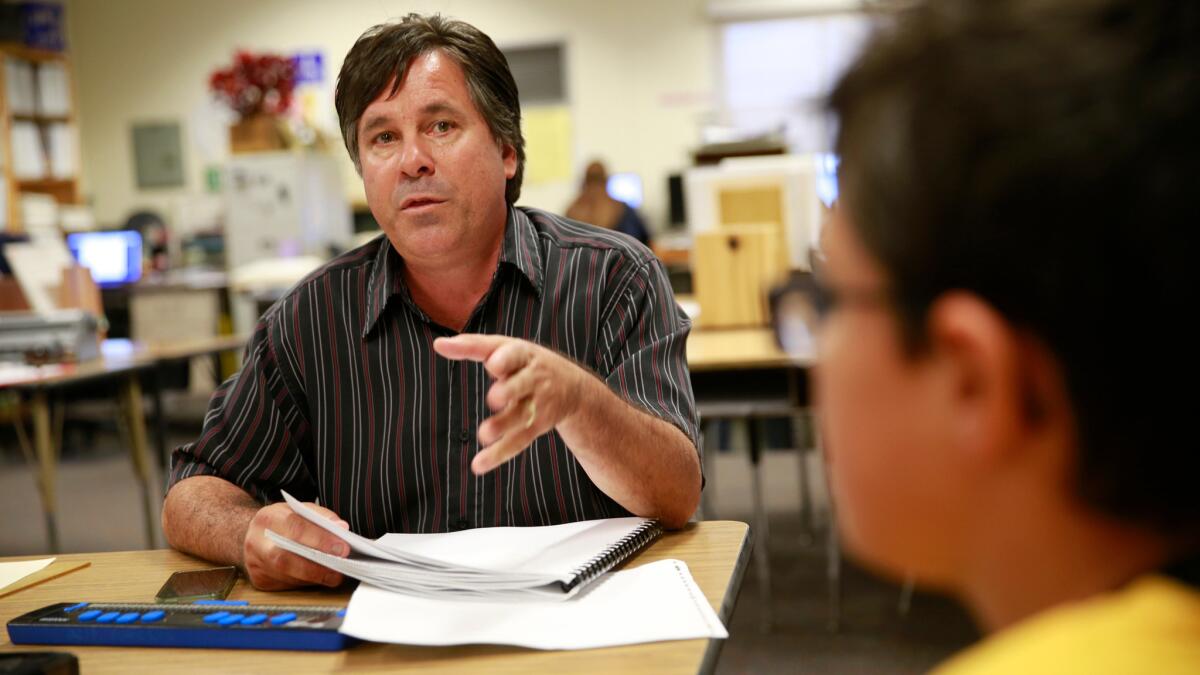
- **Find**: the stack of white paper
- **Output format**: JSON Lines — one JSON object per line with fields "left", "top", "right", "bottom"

{"left": 271, "top": 493, "right": 728, "bottom": 649}
{"left": 4, "top": 239, "right": 73, "bottom": 314}
{"left": 35, "top": 62, "right": 71, "bottom": 116}
{"left": 340, "top": 559, "right": 728, "bottom": 650}
{"left": 267, "top": 492, "right": 658, "bottom": 600}
{"left": 19, "top": 194, "right": 58, "bottom": 236}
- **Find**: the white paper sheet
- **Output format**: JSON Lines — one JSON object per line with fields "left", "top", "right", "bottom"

{"left": 4, "top": 240, "right": 73, "bottom": 314}
{"left": 0, "top": 558, "right": 54, "bottom": 593}
{"left": 339, "top": 558, "right": 727, "bottom": 650}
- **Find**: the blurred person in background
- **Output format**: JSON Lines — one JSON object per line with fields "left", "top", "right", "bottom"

{"left": 816, "top": 0, "right": 1199, "bottom": 672}
{"left": 566, "top": 160, "right": 651, "bottom": 246}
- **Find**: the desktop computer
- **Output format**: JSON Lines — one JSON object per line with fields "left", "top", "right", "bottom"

{"left": 66, "top": 230, "right": 143, "bottom": 288}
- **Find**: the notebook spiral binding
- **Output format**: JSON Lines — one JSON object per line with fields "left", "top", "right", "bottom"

{"left": 560, "top": 520, "right": 664, "bottom": 593}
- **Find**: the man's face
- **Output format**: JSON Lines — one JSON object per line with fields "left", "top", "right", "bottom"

{"left": 357, "top": 50, "right": 517, "bottom": 265}
{"left": 816, "top": 208, "right": 970, "bottom": 584}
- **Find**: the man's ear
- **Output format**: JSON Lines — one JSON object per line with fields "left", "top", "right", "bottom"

{"left": 501, "top": 143, "right": 518, "bottom": 180}
{"left": 924, "top": 291, "right": 1026, "bottom": 467}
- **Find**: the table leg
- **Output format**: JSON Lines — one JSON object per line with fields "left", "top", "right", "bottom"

{"left": 699, "top": 419, "right": 717, "bottom": 520}
{"left": 813, "top": 421, "right": 842, "bottom": 632}
{"left": 118, "top": 376, "right": 158, "bottom": 549}
{"left": 791, "top": 412, "right": 816, "bottom": 544}
{"left": 150, "top": 364, "right": 169, "bottom": 472}
{"left": 30, "top": 390, "right": 60, "bottom": 553}
{"left": 748, "top": 417, "right": 773, "bottom": 631}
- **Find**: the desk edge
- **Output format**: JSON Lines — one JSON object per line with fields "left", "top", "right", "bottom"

{"left": 698, "top": 521, "right": 752, "bottom": 675}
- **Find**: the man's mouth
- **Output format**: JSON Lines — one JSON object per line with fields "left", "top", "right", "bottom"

{"left": 401, "top": 196, "right": 446, "bottom": 211}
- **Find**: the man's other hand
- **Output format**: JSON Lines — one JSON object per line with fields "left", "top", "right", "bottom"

{"left": 433, "top": 334, "right": 590, "bottom": 475}
{"left": 243, "top": 502, "right": 350, "bottom": 591}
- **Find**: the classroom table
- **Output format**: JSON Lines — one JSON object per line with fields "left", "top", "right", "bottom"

{"left": 0, "top": 336, "right": 247, "bottom": 553}
{"left": 0, "top": 520, "right": 750, "bottom": 674}
{"left": 685, "top": 327, "right": 818, "bottom": 629}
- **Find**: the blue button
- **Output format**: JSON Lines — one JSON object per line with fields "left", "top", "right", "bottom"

{"left": 77, "top": 609, "right": 102, "bottom": 621}
{"left": 202, "top": 611, "right": 229, "bottom": 623}
{"left": 63, "top": 602, "right": 88, "bottom": 613}
{"left": 268, "top": 612, "right": 296, "bottom": 626}
{"left": 140, "top": 610, "right": 165, "bottom": 623}
{"left": 217, "top": 613, "right": 245, "bottom": 626}
{"left": 336, "top": 609, "right": 347, "bottom": 618}
{"left": 95, "top": 611, "right": 120, "bottom": 623}
{"left": 115, "top": 612, "right": 140, "bottom": 624}
{"left": 240, "top": 613, "right": 268, "bottom": 626}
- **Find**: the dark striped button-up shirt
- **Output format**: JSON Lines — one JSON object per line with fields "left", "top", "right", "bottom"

{"left": 170, "top": 206, "right": 699, "bottom": 536}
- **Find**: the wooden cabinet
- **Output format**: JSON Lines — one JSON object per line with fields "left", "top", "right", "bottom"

{"left": 692, "top": 223, "right": 789, "bottom": 328}
{"left": 0, "top": 43, "right": 79, "bottom": 232}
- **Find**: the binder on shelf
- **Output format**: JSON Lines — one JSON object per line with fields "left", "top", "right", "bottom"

{"left": 4, "top": 58, "right": 36, "bottom": 116}
{"left": 10, "top": 121, "right": 46, "bottom": 179}
{"left": 34, "top": 62, "right": 71, "bottom": 117}
{"left": 46, "top": 122, "right": 74, "bottom": 178}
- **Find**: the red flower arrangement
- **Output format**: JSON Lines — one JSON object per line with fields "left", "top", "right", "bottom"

{"left": 209, "top": 51, "right": 296, "bottom": 118}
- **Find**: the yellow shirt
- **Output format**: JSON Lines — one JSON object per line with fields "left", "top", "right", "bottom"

{"left": 932, "top": 575, "right": 1200, "bottom": 675}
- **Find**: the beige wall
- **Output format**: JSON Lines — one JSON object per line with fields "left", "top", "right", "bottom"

{"left": 66, "top": 0, "right": 717, "bottom": 231}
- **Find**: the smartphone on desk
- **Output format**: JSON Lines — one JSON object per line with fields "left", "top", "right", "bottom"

{"left": 155, "top": 566, "right": 239, "bottom": 604}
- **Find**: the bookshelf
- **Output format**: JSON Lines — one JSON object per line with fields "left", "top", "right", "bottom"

{"left": 0, "top": 42, "right": 79, "bottom": 233}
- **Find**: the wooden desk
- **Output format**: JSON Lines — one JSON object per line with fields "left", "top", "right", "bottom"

{"left": 685, "top": 327, "right": 815, "bottom": 630}
{"left": 686, "top": 327, "right": 812, "bottom": 371}
{"left": 0, "top": 521, "right": 750, "bottom": 674}
{"left": 0, "top": 336, "right": 247, "bottom": 553}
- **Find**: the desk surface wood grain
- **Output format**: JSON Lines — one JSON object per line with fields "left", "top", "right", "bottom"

{"left": 687, "top": 328, "right": 812, "bottom": 372}
{"left": 0, "top": 521, "right": 749, "bottom": 674}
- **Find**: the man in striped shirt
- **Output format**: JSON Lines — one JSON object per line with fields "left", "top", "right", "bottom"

{"left": 161, "top": 14, "right": 702, "bottom": 591}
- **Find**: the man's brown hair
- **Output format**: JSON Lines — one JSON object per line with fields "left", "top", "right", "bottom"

{"left": 335, "top": 13, "right": 525, "bottom": 204}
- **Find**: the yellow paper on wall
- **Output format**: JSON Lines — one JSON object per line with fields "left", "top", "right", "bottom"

{"left": 523, "top": 105, "right": 573, "bottom": 185}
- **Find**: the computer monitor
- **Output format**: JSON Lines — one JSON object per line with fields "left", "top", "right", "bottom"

{"left": 813, "top": 153, "right": 839, "bottom": 208}
{"left": 684, "top": 154, "right": 834, "bottom": 271}
{"left": 607, "top": 172, "right": 643, "bottom": 209}
{"left": 667, "top": 173, "right": 687, "bottom": 227}
{"left": 66, "top": 230, "right": 143, "bottom": 287}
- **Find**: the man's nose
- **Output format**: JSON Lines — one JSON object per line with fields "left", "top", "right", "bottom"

{"left": 399, "top": 137, "right": 434, "bottom": 178}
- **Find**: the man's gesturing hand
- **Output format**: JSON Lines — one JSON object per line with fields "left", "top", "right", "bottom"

{"left": 433, "top": 334, "right": 590, "bottom": 474}
{"left": 243, "top": 501, "right": 350, "bottom": 591}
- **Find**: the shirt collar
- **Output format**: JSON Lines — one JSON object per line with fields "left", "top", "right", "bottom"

{"left": 499, "top": 205, "right": 545, "bottom": 298}
{"left": 361, "top": 206, "right": 544, "bottom": 338}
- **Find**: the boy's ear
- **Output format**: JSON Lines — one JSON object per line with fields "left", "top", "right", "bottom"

{"left": 924, "top": 291, "right": 1027, "bottom": 467}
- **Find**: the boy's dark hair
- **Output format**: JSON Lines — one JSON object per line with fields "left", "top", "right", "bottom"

{"left": 335, "top": 13, "right": 525, "bottom": 204}
{"left": 830, "top": 0, "right": 1199, "bottom": 532}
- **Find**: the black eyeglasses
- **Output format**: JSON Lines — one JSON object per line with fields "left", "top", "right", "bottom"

{"left": 769, "top": 270, "right": 895, "bottom": 356}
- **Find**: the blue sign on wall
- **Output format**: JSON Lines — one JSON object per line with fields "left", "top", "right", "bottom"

{"left": 292, "top": 51, "right": 324, "bottom": 85}
{"left": 22, "top": 2, "right": 65, "bottom": 52}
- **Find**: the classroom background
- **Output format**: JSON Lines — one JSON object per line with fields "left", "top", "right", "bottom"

{"left": 0, "top": 2, "right": 979, "bottom": 672}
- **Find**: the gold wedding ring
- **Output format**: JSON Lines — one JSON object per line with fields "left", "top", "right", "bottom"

{"left": 524, "top": 400, "right": 537, "bottom": 429}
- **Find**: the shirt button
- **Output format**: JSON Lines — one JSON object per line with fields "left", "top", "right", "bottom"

{"left": 459, "top": 429, "right": 470, "bottom": 443}
{"left": 452, "top": 517, "right": 470, "bottom": 531}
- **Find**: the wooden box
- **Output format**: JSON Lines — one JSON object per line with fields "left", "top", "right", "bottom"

{"left": 692, "top": 224, "right": 788, "bottom": 328}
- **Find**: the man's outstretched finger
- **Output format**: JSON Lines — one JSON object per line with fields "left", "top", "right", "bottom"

{"left": 432, "top": 334, "right": 506, "bottom": 363}
{"left": 473, "top": 419, "right": 541, "bottom": 475}
{"left": 483, "top": 341, "right": 533, "bottom": 379}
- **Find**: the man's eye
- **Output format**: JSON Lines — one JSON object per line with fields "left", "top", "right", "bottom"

{"left": 431, "top": 121, "right": 453, "bottom": 134}
{"left": 374, "top": 131, "right": 395, "bottom": 144}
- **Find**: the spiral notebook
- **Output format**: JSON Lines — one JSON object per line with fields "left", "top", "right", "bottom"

{"left": 267, "top": 491, "right": 662, "bottom": 600}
